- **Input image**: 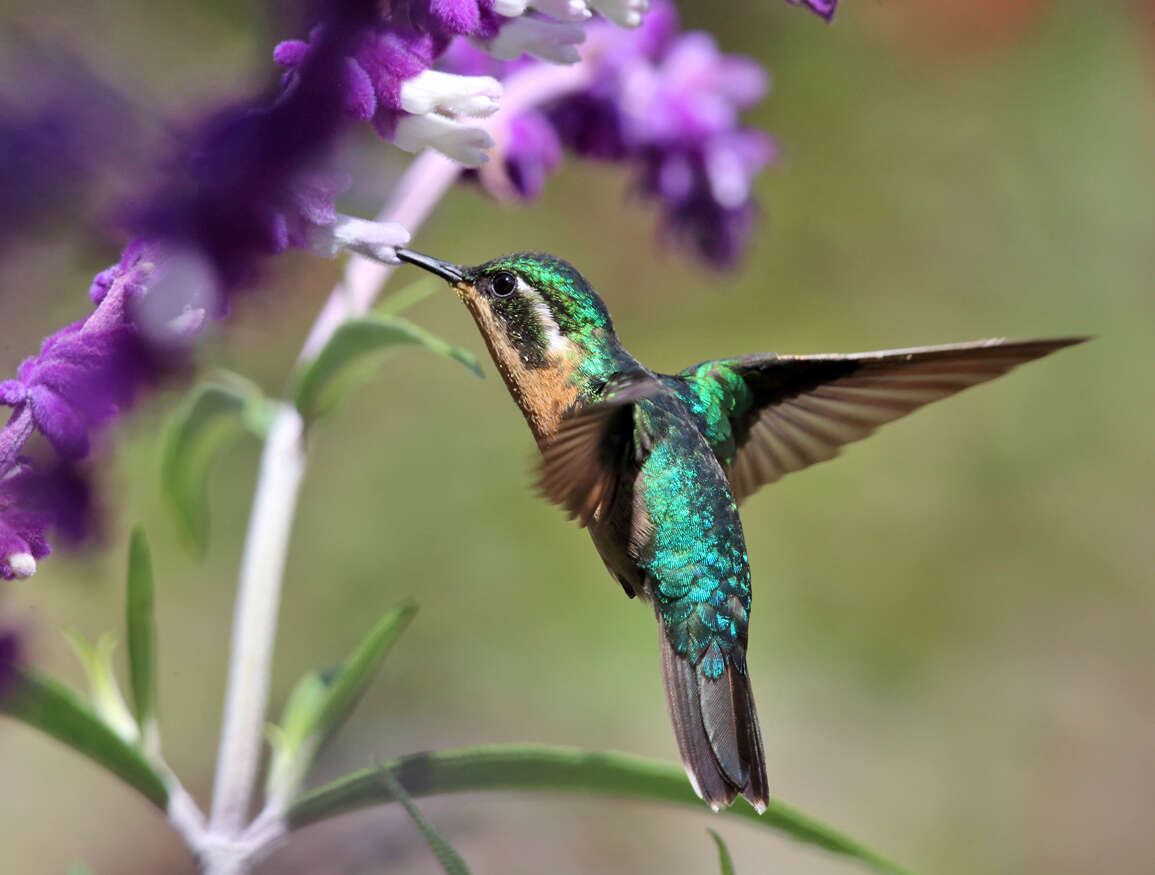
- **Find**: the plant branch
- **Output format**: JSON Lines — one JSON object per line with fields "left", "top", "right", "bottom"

{"left": 207, "top": 404, "right": 307, "bottom": 837}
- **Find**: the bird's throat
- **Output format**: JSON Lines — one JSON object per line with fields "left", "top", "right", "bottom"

{"left": 456, "top": 283, "right": 581, "bottom": 444}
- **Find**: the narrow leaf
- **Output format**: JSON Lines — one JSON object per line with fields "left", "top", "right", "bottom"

{"left": 312, "top": 599, "right": 418, "bottom": 740}
{"left": 161, "top": 375, "right": 269, "bottom": 551}
{"left": 380, "top": 767, "right": 472, "bottom": 875}
{"left": 287, "top": 745, "right": 908, "bottom": 875}
{"left": 125, "top": 526, "right": 157, "bottom": 742}
{"left": 264, "top": 671, "right": 328, "bottom": 803}
{"left": 61, "top": 631, "right": 138, "bottom": 743}
{"left": 709, "top": 829, "right": 737, "bottom": 875}
{"left": 266, "top": 601, "right": 418, "bottom": 804}
{"left": 0, "top": 670, "right": 167, "bottom": 807}
{"left": 292, "top": 314, "right": 482, "bottom": 420}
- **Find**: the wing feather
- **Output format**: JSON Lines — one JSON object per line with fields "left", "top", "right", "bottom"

{"left": 536, "top": 372, "right": 659, "bottom": 526}
{"left": 720, "top": 337, "right": 1086, "bottom": 503}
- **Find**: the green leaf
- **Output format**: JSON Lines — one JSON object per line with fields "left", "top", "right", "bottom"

{"left": 0, "top": 671, "right": 168, "bottom": 807}
{"left": 287, "top": 745, "right": 909, "bottom": 875}
{"left": 161, "top": 374, "right": 271, "bottom": 551}
{"left": 61, "top": 631, "right": 138, "bottom": 744}
{"left": 264, "top": 671, "right": 328, "bottom": 804}
{"left": 311, "top": 600, "right": 418, "bottom": 739}
{"left": 292, "top": 314, "right": 482, "bottom": 420}
{"left": 709, "top": 829, "right": 737, "bottom": 875}
{"left": 125, "top": 526, "right": 158, "bottom": 749}
{"left": 266, "top": 601, "right": 419, "bottom": 804}
{"left": 379, "top": 767, "right": 471, "bottom": 875}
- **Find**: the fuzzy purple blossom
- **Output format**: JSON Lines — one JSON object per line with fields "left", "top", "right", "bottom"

{"left": 131, "top": 0, "right": 379, "bottom": 291}
{"left": 443, "top": 1, "right": 775, "bottom": 266}
{"left": 504, "top": 111, "right": 564, "bottom": 198}
{"left": 0, "top": 459, "right": 91, "bottom": 579}
{"left": 0, "top": 50, "right": 140, "bottom": 252}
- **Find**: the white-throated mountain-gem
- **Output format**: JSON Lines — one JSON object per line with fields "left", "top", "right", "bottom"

{"left": 397, "top": 247, "right": 1085, "bottom": 813}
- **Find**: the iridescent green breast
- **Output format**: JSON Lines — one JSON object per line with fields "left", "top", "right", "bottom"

{"left": 635, "top": 396, "right": 751, "bottom": 680}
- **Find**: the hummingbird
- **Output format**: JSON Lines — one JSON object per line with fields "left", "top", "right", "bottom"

{"left": 396, "top": 247, "right": 1084, "bottom": 813}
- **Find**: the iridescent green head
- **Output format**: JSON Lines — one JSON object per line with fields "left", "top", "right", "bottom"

{"left": 397, "top": 249, "right": 614, "bottom": 370}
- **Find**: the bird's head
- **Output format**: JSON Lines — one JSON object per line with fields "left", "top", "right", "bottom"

{"left": 396, "top": 248, "right": 622, "bottom": 439}
{"left": 397, "top": 248, "right": 615, "bottom": 368}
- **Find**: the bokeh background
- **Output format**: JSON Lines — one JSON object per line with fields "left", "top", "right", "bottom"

{"left": 1, "top": 0, "right": 1152, "bottom": 872}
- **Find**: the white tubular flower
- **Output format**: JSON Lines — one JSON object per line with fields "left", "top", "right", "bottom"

{"left": 493, "top": 0, "right": 530, "bottom": 14}
{"left": 531, "top": 0, "right": 593, "bottom": 22}
{"left": 483, "top": 16, "right": 586, "bottom": 65}
{"left": 393, "top": 113, "right": 495, "bottom": 167}
{"left": 590, "top": 0, "right": 649, "bottom": 28}
{"left": 308, "top": 215, "right": 411, "bottom": 264}
{"left": 400, "top": 70, "right": 503, "bottom": 118}
{"left": 5, "top": 552, "right": 36, "bottom": 579}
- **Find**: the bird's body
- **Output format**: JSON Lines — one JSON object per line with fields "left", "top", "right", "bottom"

{"left": 396, "top": 247, "right": 1084, "bottom": 813}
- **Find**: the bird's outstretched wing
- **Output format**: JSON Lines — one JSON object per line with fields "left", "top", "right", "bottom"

{"left": 536, "top": 371, "right": 660, "bottom": 526}
{"left": 677, "top": 337, "right": 1087, "bottom": 504}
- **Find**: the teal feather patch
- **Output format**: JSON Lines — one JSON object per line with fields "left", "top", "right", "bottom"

{"left": 635, "top": 402, "right": 751, "bottom": 679}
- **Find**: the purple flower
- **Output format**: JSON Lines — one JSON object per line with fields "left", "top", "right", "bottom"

{"left": 444, "top": 1, "right": 775, "bottom": 266}
{"left": 130, "top": 0, "right": 380, "bottom": 291}
{"left": 0, "top": 49, "right": 140, "bottom": 252}
{"left": 784, "top": 0, "right": 838, "bottom": 21}
{"left": 504, "top": 111, "right": 563, "bottom": 198}
{"left": 0, "top": 459, "right": 91, "bottom": 580}
{"left": 275, "top": 21, "right": 504, "bottom": 166}
{"left": 0, "top": 468, "right": 51, "bottom": 580}
{"left": 395, "top": 0, "right": 504, "bottom": 43}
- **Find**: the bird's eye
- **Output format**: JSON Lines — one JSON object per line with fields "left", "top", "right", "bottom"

{"left": 490, "top": 271, "right": 517, "bottom": 298}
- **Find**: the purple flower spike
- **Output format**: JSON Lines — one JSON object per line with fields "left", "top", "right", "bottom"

{"left": 0, "top": 457, "right": 94, "bottom": 581}
{"left": 505, "top": 112, "right": 563, "bottom": 198}
{"left": 0, "top": 463, "right": 53, "bottom": 580}
{"left": 134, "top": 0, "right": 379, "bottom": 291}
{"left": 451, "top": 0, "right": 775, "bottom": 267}
{"left": 277, "top": 22, "right": 504, "bottom": 166}
{"left": 15, "top": 319, "right": 149, "bottom": 460}
{"left": 399, "top": 0, "right": 495, "bottom": 40}
{"left": 784, "top": 0, "right": 838, "bottom": 22}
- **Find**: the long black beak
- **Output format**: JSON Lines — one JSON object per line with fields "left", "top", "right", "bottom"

{"left": 396, "top": 248, "right": 467, "bottom": 283}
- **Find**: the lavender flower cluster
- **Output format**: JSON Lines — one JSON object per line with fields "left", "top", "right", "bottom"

{"left": 0, "top": 0, "right": 835, "bottom": 690}
{"left": 447, "top": 2, "right": 775, "bottom": 265}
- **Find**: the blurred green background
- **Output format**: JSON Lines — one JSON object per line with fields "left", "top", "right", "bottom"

{"left": 1, "top": 0, "right": 1152, "bottom": 872}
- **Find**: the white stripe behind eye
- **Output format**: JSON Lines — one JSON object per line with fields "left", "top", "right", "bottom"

{"left": 527, "top": 284, "right": 572, "bottom": 354}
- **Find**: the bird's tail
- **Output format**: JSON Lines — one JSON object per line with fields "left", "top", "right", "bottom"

{"left": 659, "top": 622, "right": 769, "bottom": 813}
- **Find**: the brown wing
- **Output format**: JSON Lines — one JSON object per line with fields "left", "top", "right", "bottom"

{"left": 718, "top": 337, "right": 1087, "bottom": 504}
{"left": 536, "top": 372, "right": 659, "bottom": 526}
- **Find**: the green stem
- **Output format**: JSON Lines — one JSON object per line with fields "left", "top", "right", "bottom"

{"left": 286, "top": 744, "right": 911, "bottom": 875}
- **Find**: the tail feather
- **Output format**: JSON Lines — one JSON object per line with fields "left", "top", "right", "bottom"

{"left": 660, "top": 624, "right": 769, "bottom": 813}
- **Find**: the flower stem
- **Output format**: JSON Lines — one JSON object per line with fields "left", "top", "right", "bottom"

{"left": 207, "top": 404, "right": 307, "bottom": 839}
